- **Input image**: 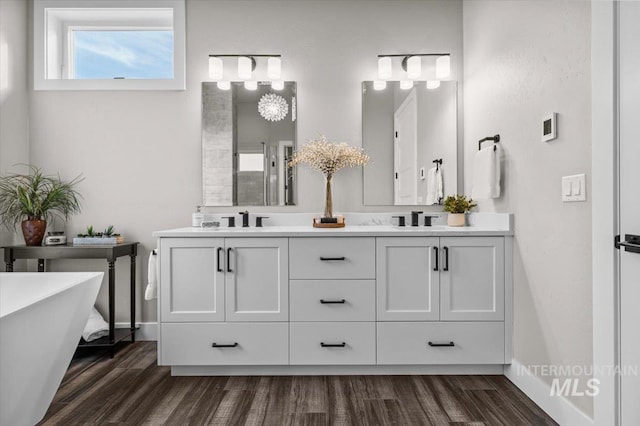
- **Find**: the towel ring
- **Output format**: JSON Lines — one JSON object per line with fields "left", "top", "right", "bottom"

{"left": 478, "top": 134, "right": 500, "bottom": 151}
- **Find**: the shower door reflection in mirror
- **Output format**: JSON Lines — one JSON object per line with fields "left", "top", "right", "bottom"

{"left": 362, "top": 81, "right": 457, "bottom": 206}
{"left": 202, "top": 82, "right": 297, "bottom": 206}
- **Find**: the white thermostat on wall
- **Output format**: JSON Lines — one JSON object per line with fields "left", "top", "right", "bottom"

{"left": 542, "top": 112, "right": 557, "bottom": 142}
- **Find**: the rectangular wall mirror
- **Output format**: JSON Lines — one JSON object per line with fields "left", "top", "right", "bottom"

{"left": 362, "top": 81, "right": 457, "bottom": 206}
{"left": 202, "top": 82, "right": 297, "bottom": 206}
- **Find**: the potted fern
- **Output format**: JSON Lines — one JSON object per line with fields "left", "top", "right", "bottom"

{"left": 0, "top": 165, "right": 83, "bottom": 246}
{"left": 443, "top": 194, "right": 477, "bottom": 227}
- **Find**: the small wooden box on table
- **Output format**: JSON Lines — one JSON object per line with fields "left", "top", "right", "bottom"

{"left": 3, "top": 242, "right": 139, "bottom": 357}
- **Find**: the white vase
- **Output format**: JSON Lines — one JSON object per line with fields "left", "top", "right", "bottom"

{"left": 447, "top": 213, "right": 466, "bottom": 227}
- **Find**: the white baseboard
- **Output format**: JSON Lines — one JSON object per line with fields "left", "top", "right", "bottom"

{"left": 115, "top": 322, "right": 157, "bottom": 341}
{"left": 172, "top": 364, "right": 505, "bottom": 376}
{"left": 504, "top": 361, "right": 594, "bottom": 426}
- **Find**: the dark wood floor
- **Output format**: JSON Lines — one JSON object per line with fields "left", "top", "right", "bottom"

{"left": 38, "top": 342, "right": 557, "bottom": 426}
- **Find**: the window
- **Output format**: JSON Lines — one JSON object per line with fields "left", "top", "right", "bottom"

{"left": 238, "top": 153, "right": 265, "bottom": 172}
{"left": 34, "top": 0, "right": 185, "bottom": 90}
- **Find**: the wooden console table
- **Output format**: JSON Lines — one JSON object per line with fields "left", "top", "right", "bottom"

{"left": 3, "top": 242, "right": 139, "bottom": 356}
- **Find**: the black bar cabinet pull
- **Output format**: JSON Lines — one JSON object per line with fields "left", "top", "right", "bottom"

{"left": 321, "top": 342, "right": 346, "bottom": 348}
{"left": 320, "top": 256, "right": 346, "bottom": 261}
{"left": 211, "top": 342, "right": 238, "bottom": 348}
{"left": 320, "top": 299, "right": 346, "bottom": 304}
{"left": 428, "top": 341, "right": 455, "bottom": 347}
{"left": 433, "top": 246, "right": 439, "bottom": 271}
{"left": 615, "top": 234, "right": 640, "bottom": 254}
{"left": 227, "top": 247, "right": 233, "bottom": 272}
{"left": 443, "top": 247, "right": 449, "bottom": 271}
{"left": 217, "top": 247, "right": 223, "bottom": 272}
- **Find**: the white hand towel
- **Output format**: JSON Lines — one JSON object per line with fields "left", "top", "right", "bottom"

{"left": 472, "top": 145, "right": 501, "bottom": 199}
{"left": 426, "top": 167, "right": 443, "bottom": 205}
{"left": 144, "top": 250, "right": 158, "bottom": 300}
{"left": 82, "top": 307, "right": 109, "bottom": 342}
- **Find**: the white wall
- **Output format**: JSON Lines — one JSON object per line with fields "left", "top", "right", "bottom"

{"left": 463, "top": 0, "right": 592, "bottom": 416}
{"left": 0, "top": 0, "right": 30, "bottom": 248}
{"left": 27, "top": 0, "right": 463, "bottom": 322}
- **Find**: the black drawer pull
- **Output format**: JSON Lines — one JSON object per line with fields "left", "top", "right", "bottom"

{"left": 428, "top": 341, "right": 454, "bottom": 347}
{"left": 433, "top": 246, "right": 439, "bottom": 271}
{"left": 212, "top": 342, "right": 238, "bottom": 348}
{"left": 320, "top": 256, "right": 346, "bottom": 261}
{"left": 443, "top": 247, "right": 449, "bottom": 271}
{"left": 320, "top": 299, "right": 346, "bottom": 304}
{"left": 320, "top": 342, "right": 346, "bottom": 348}
{"left": 227, "top": 247, "right": 233, "bottom": 272}
{"left": 217, "top": 247, "right": 223, "bottom": 272}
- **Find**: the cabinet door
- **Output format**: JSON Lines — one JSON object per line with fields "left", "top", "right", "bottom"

{"left": 440, "top": 237, "right": 504, "bottom": 321}
{"left": 225, "top": 238, "right": 288, "bottom": 322}
{"left": 159, "top": 238, "right": 225, "bottom": 322}
{"left": 376, "top": 237, "right": 440, "bottom": 321}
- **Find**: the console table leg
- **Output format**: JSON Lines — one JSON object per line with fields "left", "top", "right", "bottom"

{"left": 108, "top": 260, "right": 116, "bottom": 358}
{"left": 130, "top": 253, "right": 136, "bottom": 343}
{"left": 38, "top": 259, "right": 45, "bottom": 272}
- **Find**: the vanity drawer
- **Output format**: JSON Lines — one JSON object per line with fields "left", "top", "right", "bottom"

{"left": 160, "top": 323, "right": 288, "bottom": 365}
{"left": 289, "top": 238, "right": 375, "bottom": 279}
{"left": 290, "top": 280, "right": 375, "bottom": 322}
{"left": 290, "top": 322, "right": 375, "bottom": 365}
{"left": 377, "top": 322, "right": 504, "bottom": 365}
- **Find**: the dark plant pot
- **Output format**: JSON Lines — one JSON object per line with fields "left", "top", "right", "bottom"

{"left": 21, "top": 219, "right": 47, "bottom": 246}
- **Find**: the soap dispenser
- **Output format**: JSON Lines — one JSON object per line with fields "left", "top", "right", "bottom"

{"left": 192, "top": 206, "right": 204, "bottom": 227}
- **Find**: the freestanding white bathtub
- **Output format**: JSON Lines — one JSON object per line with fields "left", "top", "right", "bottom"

{"left": 0, "top": 272, "right": 103, "bottom": 426}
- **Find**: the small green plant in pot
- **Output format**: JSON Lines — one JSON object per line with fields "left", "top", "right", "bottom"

{"left": 443, "top": 194, "right": 477, "bottom": 227}
{"left": 0, "top": 165, "right": 83, "bottom": 246}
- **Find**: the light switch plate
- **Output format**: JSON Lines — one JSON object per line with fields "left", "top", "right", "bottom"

{"left": 562, "top": 174, "right": 586, "bottom": 202}
{"left": 542, "top": 113, "right": 557, "bottom": 142}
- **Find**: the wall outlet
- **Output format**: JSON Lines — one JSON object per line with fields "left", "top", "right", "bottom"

{"left": 562, "top": 174, "right": 586, "bottom": 202}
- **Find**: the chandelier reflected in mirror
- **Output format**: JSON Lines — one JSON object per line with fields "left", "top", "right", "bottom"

{"left": 258, "top": 93, "right": 289, "bottom": 122}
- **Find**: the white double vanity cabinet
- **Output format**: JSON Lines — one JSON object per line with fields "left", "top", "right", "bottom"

{"left": 154, "top": 215, "right": 513, "bottom": 375}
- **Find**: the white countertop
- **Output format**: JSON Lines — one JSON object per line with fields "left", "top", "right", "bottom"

{"left": 153, "top": 212, "right": 513, "bottom": 238}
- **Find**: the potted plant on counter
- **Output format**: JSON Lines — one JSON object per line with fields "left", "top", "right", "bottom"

{"left": 0, "top": 165, "right": 83, "bottom": 246}
{"left": 74, "top": 225, "right": 124, "bottom": 245}
{"left": 443, "top": 194, "right": 477, "bottom": 227}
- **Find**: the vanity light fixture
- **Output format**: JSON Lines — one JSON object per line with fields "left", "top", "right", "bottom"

{"left": 238, "top": 56, "right": 255, "bottom": 80}
{"left": 267, "top": 57, "right": 281, "bottom": 80}
{"left": 400, "top": 80, "right": 413, "bottom": 90}
{"left": 378, "top": 57, "right": 392, "bottom": 79}
{"left": 217, "top": 81, "right": 231, "bottom": 90}
{"left": 208, "top": 54, "right": 283, "bottom": 81}
{"left": 373, "top": 80, "right": 387, "bottom": 90}
{"left": 271, "top": 80, "right": 284, "bottom": 90}
{"left": 208, "top": 57, "right": 223, "bottom": 80}
{"left": 405, "top": 56, "right": 421, "bottom": 79}
{"left": 426, "top": 80, "right": 441, "bottom": 90}
{"left": 435, "top": 55, "right": 451, "bottom": 79}
{"left": 376, "top": 53, "right": 451, "bottom": 80}
{"left": 244, "top": 80, "right": 258, "bottom": 90}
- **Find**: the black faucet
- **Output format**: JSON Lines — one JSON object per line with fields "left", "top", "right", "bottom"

{"left": 392, "top": 215, "right": 406, "bottom": 227}
{"left": 411, "top": 211, "right": 423, "bottom": 227}
{"left": 222, "top": 216, "right": 235, "bottom": 228}
{"left": 239, "top": 211, "right": 250, "bottom": 228}
{"left": 255, "top": 216, "right": 269, "bottom": 227}
{"left": 424, "top": 215, "right": 438, "bottom": 227}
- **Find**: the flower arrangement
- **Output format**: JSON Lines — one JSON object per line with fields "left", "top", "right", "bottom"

{"left": 289, "top": 135, "right": 369, "bottom": 218}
